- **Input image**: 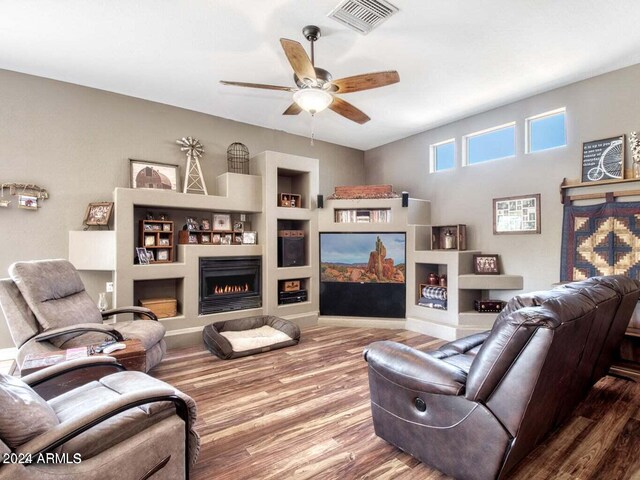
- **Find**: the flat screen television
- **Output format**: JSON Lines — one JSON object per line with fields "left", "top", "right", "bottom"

{"left": 319, "top": 232, "right": 406, "bottom": 318}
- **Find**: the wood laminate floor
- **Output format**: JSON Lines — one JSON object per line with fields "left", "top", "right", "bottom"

{"left": 152, "top": 326, "right": 640, "bottom": 480}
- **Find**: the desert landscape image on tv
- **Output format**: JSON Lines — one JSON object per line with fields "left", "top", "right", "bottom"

{"left": 320, "top": 233, "right": 405, "bottom": 283}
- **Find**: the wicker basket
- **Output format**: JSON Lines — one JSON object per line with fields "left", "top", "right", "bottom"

{"left": 226, "top": 142, "right": 250, "bottom": 174}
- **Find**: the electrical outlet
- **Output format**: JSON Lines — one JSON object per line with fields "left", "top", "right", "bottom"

{"left": 106, "top": 282, "right": 114, "bottom": 293}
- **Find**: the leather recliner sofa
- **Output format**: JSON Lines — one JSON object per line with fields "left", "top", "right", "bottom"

{"left": 364, "top": 275, "right": 640, "bottom": 480}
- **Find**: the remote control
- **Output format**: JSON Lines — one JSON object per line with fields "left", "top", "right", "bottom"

{"left": 102, "top": 343, "right": 127, "bottom": 354}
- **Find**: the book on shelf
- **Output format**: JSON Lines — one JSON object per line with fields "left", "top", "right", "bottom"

{"left": 335, "top": 208, "right": 391, "bottom": 223}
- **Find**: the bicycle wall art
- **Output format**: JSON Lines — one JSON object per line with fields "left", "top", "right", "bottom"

{"left": 581, "top": 135, "right": 624, "bottom": 182}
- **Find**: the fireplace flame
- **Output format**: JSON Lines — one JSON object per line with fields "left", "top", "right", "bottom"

{"left": 214, "top": 283, "right": 250, "bottom": 295}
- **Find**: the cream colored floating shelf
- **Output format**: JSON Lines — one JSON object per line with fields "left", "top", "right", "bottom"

{"left": 458, "top": 274, "right": 523, "bottom": 290}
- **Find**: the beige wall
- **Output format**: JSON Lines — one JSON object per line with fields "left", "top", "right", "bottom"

{"left": 0, "top": 69, "right": 364, "bottom": 349}
{"left": 365, "top": 63, "right": 640, "bottom": 295}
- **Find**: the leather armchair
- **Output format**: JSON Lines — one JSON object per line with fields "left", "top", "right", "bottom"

{"left": 0, "top": 357, "right": 199, "bottom": 480}
{"left": 364, "top": 275, "right": 640, "bottom": 480}
{"left": 0, "top": 259, "right": 166, "bottom": 372}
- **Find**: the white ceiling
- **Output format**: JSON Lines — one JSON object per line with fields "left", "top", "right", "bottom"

{"left": 2, "top": 1, "right": 640, "bottom": 151}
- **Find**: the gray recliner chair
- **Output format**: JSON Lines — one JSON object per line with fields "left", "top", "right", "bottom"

{"left": 0, "top": 356, "right": 199, "bottom": 479}
{"left": 0, "top": 259, "right": 166, "bottom": 372}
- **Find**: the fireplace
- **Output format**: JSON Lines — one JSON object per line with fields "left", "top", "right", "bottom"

{"left": 199, "top": 256, "right": 262, "bottom": 315}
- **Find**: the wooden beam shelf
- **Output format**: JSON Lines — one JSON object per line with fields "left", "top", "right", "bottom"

{"left": 559, "top": 177, "right": 640, "bottom": 204}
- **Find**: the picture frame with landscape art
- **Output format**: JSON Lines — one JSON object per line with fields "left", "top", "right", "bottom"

{"left": 130, "top": 159, "right": 179, "bottom": 191}
{"left": 493, "top": 194, "right": 541, "bottom": 234}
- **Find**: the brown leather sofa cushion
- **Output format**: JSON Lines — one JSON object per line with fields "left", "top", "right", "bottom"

{"left": 0, "top": 373, "right": 59, "bottom": 448}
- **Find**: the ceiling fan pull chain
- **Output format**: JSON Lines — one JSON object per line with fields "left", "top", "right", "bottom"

{"left": 310, "top": 113, "right": 315, "bottom": 146}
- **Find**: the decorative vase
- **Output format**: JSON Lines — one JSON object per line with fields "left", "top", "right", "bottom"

{"left": 634, "top": 160, "right": 640, "bottom": 179}
{"left": 428, "top": 273, "right": 439, "bottom": 286}
{"left": 439, "top": 275, "right": 447, "bottom": 288}
{"left": 97, "top": 292, "right": 108, "bottom": 312}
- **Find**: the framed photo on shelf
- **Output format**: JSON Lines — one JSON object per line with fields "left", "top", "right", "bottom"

{"left": 83, "top": 202, "right": 113, "bottom": 226}
{"left": 473, "top": 254, "right": 499, "bottom": 275}
{"left": 212, "top": 234, "right": 221, "bottom": 245}
{"left": 493, "top": 194, "right": 541, "bottom": 234}
{"left": 157, "top": 249, "right": 169, "bottom": 262}
{"left": 581, "top": 135, "right": 624, "bottom": 182}
{"left": 213, "top": 214, "right": 231, "bottom": 231}
{"left": 201, "top": 218, "right": 211, "bottom": 231}
{"left": 242, "top": 231, "right": 257, "bottom": 245}
{"left": 220, "top": 235, "right": 231, "bottom": 245}
{"left": 129, "top": 159, "right": 179, "bottom": 191}
{"left": 201, "top": 233, "right": 211, "bottom": 244}
{"left": 136, "top": 247, "right": 150, "bottom": 265}
{"left": 144, "top": 235, "right": 155, "bottom": 247}
{"left": 159, "top": 237, "right": 170, "bottom": 246}
{"left": 233, "top": 221, "right": 245, "bottom": 232}
{"left": 146, "top": 250, "right": 155, "bottom": 262}
{"left": 162, "top": 223, "right": 172, "bottom": 232}
{"left": 185, "top": 217, "right": 198, "bottom": 231}
{"left": 188, "top": 234, "right": 198, "bottom": 244}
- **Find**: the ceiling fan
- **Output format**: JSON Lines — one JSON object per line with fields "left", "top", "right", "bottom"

{"left": 220, "top": 25, "right": 399, "bottom": 124}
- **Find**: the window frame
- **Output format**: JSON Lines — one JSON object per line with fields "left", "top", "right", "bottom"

{"left": 525, "top": 107, "right": 567, "bottom": 154}
{"left": 429, "top": 138, "right": 456, "bottom": 173}
{"left": 463, "top": 121, "right": 516, "bottom": 167}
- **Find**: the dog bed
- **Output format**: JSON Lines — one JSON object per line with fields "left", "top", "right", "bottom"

{"left": 203, "top": 315, "right": 300, "bottom": 359}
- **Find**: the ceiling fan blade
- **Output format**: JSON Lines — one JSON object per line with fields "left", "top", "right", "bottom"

{"left": 329, "top": 96, "right": 370, "bottom": 124}
{"left": 220, "top": 80, "right": 295, "bottom": 92}
{"left": 283, "top": 103, "right": 302, "bottom": 115}
{"left": 331, "top": 71, "right": 400, "bottom": 94}
{"left": 280, "top": 38, "right": 317, "bottom": 83}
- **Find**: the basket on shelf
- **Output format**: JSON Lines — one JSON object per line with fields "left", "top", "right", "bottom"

{"left": 226, "top": 142, "right": 250, "bottom": 174}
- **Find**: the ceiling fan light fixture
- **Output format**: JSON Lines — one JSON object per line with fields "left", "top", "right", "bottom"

{"left": 293, "top": 88, "right": 333, "bottom": 114}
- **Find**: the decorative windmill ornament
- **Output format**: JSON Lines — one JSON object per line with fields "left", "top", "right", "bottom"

{"left": 176, "top": 136, "right": 208, "bottom": 195}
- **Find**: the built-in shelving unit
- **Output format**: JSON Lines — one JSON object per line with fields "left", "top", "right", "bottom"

{"left": 251, "top": 151, "right": 319, "bottom": 327}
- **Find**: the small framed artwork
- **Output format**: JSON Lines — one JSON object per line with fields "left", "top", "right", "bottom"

{"left": 146, "top": 250, "right": 155, "bottom": 262}
{"left": 18, "top": 195, "right": 38, "bottom": 210}
{"left": 473, "top": 254, "right": 499, "bottom": 275}
{"left": 212, "top": 234, "right": 221, "bottom": 245}
{"left": 159, "top": 237, "right": 170, "bottom": 246}
{"left": 188, "top": 234, "right": 198, "bottom": 244}
{"left": 201, "top": 234, "right": 211, "bottom": 244}
{"left": 83, "top": 202, "right": 113, "bottom": 226}
{"left": 493, "top": 194, "right": 541, "bottom": 234}
{"left": 130, "top": 159, "right": 179, "bottom": 191}
{"left": 136, "top": 247, "right": 150, "bottom": 265}
{"left": 162, "top": 223, "right": 172, "bottom": 232}
{"left": 233, "top": 221, "right": 245, "bottom": 232}
{"left": 581, "top": 135, "right": 624, "bottom": 182}
{"left": 233, "top": 234, "right": 242, "bottom": 244}
{"left": 220, "top": 235, "right": 231, "bottom": 245}
{"left": 157, "top": 249, "right": 169, "bottom": 262}
{"left": 144, "top": 235, "right": 155, "bottom": 247}
{"left": 242, "top": 231, "right": 257, "bottom": 244}
{"left": 201, "top": 218, "right": 211, "bottom": 231}
{"left": 213, "top": 214, "right": 231, "bottom": 231}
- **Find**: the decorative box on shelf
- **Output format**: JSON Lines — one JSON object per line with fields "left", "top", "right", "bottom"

{"left": 278, "top": 229, "right": 304, "bottom": 237}
{"left": 474, "top": 299, "right": 505, "bottom": 313}
{"left": 280, "top": 279, "right": 301, "bottom": 292}
{"left": 431, "top": 224, "right": 466, "bottom": 250}
{"left": 279, "top": 193, "right": 302, "bottom": 208}
{"left": 138, "top": 297, "right": 177, "bottom": 319}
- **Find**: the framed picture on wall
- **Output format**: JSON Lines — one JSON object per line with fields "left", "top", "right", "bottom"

{"left": 493, "top": 194, "right": 541, "bottom": 234}
{"left": 581, "top": 135, "right": 624, "bottom": 182}
{"left": 130, "top": 159, "right": 179, "bottom": 191}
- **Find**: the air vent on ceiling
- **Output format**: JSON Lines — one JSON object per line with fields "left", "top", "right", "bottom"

{"left": 327, "top": 0, "right": 399, "bottom": 35}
